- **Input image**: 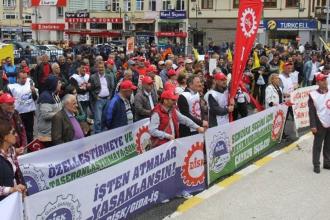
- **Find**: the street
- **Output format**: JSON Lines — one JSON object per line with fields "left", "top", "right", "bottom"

{"left": 174, "top": 133, "right": 330, "bottom": 220}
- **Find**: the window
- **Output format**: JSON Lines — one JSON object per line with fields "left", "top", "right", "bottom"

{"left": 110, "top": 0, "right": 119, "bottom": 12}
{"left": 202, "top": 0, "right": 213, "bottom": 9}
{"left": 162, "top": 0, "right": 171, "bottom": 10}
{"left": 322, "top": 0, "right": 326, "bottom": 6}
{"left": 3, "top": 0, "right": 16, "bottom": 7}
{"left": 176, "top": 0, "right": 185, "bottom": 10}
{"left": 90, "top": 23, "right": 107, "bottom": 29}
{"left": 23, "top": 0, "right": 28, "bottom": 7}
{"left": 112, "top": 23, "right": 123, "bottom": 30}
{"left": 264, "top": 0, "right": 277, "bottom": 8}
{"left": 4, "top": 13, "right": 16, "bottom": 19}
{"left": 233, "top": 0, "right": 239, "bottom": 8}
{"left": 124, "top": 0, "right": 131, "bottom": 11}
{"left": 24, "top": 15, "right": 32, "bottom": 23}
{"left": 149, "top": 0, "right": 156, "bottom": 11}
{"left": 57, "top": 7, "right": 64, "bottom": 17}
{"left": 286, "top": 0, "right": 298, "bottom": 7}
{"left": 136, "top": 0, "right": 144, "bottom": 11}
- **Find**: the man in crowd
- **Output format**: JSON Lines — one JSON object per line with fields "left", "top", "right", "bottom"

{"left": 104, "top": 80, "right": 136, "bottom": 129}
{"left": 304, "top": 53, "right": 320, "bottom": 86}
{"left": 160, "top": 60, "right": 173, "bottom": 85}
{"left": 0, "top": 93, "right": 26, "bottom": 155}
{"left": 33, "top": 54, "right": 52, "bottom": 93}
{"left": 3, "top": 57, "right": 17, "bottom": 84}
{"left": 8, "top": 71, "right": 38, "bottom": 144}
{"left": 205, "top": 73, "right": 234, "bottom": 128}
{"left": 149, "top": 90, "right": 205, "bottom": 149}
{"left": 178, "top": 75, "right": 208, "bottom": 137}
{"left": 51, "top": 94, "right": 84, "bottom": 145}
{"left": 308, "top": 74, "right": 330, "bottom": 174}
{"left": 134, "top": 76, "right": 158, "bottom": 121}
{"left": 89, "top": 62, "right": 114, "bottom": 134}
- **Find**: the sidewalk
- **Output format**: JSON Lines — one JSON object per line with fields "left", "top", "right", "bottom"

{"left": 175, "top": 134, "right": 330, "bottom": 220}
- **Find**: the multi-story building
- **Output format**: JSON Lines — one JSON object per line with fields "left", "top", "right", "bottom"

{"left": 31, "top": 0, "right": 189, "bottom": 52}
{"left": 1, "top": 0, "right": 32, "bottom": 41}
{"left": 189, "top": 0, "right": 319, "bottom": 48}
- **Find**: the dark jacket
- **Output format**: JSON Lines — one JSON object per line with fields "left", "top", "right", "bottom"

{"left": 51, "top": 109, "right": 75, "bottom": 146}
{"left": 177, "top": 88, "right": 203, "bottom": 137}
{"left": 33, "top": 62, "right": 52, "bottom": 89}
{"left": 104, "top": 94, "right": 132, "bottom": 129}
{"left": 134, "top": 89, "right": 158, "bottom": 121}
{"left": 0, "top": 147, "right": 25, "bottom": 201}
{"left": 89, "top": 73, "right": 114, "bottom": 101}
{"left": 208, "top": 88, "right": 229, "bottom": 128}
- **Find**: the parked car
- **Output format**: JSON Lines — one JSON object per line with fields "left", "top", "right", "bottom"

{"left": 36, "top": 45, "right": 63, "bottom": 62}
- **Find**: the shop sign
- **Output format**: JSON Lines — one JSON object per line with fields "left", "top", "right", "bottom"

{"left": 31, "top": 0, "right": 66, "bottom": 6}
{"left": 65, "top": 11, "right": 90, "bottom": 18}
{"left": 31, "top": 23, "right": 65, "bottom": 31}
{"left": 65, "top": 18, "right": 123, "bottom": 23}
{"left": 160, "top": 10, "right": 186, "bottom": 19}
{"left": 265, "top": 19, "right": 318, "bottom": 31}
{"left": 156, "top": 32, "right": 187, "bottom": 38}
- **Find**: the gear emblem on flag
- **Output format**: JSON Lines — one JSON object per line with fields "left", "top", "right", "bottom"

{"left": 240, "top": 8, "right": 258, "bottom": 38}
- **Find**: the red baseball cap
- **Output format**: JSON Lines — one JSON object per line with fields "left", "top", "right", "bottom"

{"left": 284, "top": 62, "right": 293, "bottom": 67}
{"left": 0, "top": 93, "right": 15, "bottom": 104}
{"left": 141, "top": 76, "right": 154, "bottom": 85}
{"left": 316, "top": 73, "right": 328, "bottom": 82}
{"left": 120, "top": 80, "right": 137, "bottom": 91}
{"left": 213, "top": 73, "right": 227, "bottom": 81}
{"left": 167, "top": 69, "right": 177, "bottom": 77}
{"left": 147, "top": 65, "right": 158, "bottom": 74}
{"left": 161, "top": 90, "right": 178, "bottom": 100}
{"left": 106, "top": 59, "right": 114, "bottom": 65}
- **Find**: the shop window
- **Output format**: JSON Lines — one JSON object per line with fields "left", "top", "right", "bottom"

{"left": 68, "top": 23, "right": 87, "bottom": 30}
{"left": 136, "top": 0, "right": 144, "bottom": 11}
{"left": 202, "top": 0, "right": 213, "bottom": 9}
{"left": 176, "top": 0, "right": 185, "bottom": 10}
{"left": 90, "top": 23, "right": 107, "bottom": 29}
{"left": 159, "top": 23, "right": 180, "bottom": 32}
{"left": 3, "top": 0, "right": 16, "bottom": 7}
{"left": 112, "top": 23, "right": 123, "bottom": 30}
{"left": 286, "top": 0, "right": 298, "bottom": 7}
{"left": 149, "top": 0, "right": 156, "bottom": 11}
{"left": 124, "top": 0, "right": 131, "bottom": 11}
{"left": 57, "top": 7, "right": 64, "bottom": 17}
{"left": 264, "top": 0, "right": 277, "bottom": 8}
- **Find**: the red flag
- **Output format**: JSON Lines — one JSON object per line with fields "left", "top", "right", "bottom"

{"left": 230, "top": 0, "right": 263, "bottom": 120}
{"left": 26, "top": 139, "right": 45, "bottom": 152}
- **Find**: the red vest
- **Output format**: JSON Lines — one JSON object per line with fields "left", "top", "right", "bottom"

{"left": 151, "top": 104, "right": 180, "bottom": 148}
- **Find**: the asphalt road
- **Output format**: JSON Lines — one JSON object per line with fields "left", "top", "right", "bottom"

{"left": 176, "top": 133, "right": 330, "bottom": 220}
{"left": 133, "top": 119, "right": 306, "bottom": 220}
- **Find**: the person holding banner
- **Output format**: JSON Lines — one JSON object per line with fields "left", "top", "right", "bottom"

{"left": 204, "top": 73, "right": 234, "bottom": 128}
{"left": 0, "top": 122, "right": 26, "bottom": 201}
{"left": 265, "top": 74, "right": 283, "bottom": 108}
{"left": 149, "top": 90, "right": 205, "bottom": 148}
{"left": 308, "top": 74, "right": 330, "bottom": 174}
{"left": 178, "top": 75, "right": 208, "bottom": 137}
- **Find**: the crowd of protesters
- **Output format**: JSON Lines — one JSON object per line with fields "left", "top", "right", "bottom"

{"left": 1, "top": 39, "right": 330, "bottom": 200}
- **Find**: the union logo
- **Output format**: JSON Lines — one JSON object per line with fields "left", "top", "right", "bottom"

{"left": 135, "top": 126, "right": 152, "bottom": 154}
{"left": 272, "top": 110, "right": 285, "bottom": 141}
{"left": 240, "top": 8, "right": 258, "bottom": 38}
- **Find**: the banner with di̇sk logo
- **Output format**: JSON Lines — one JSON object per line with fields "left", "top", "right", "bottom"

{"left": 25, "top": 134, "right": 205, "bottom": 220}
{"left": 206, "top": 105, "right": 288, "bottom": 184}
{"left": 18, "top": 119, "right": 151, "bottom": 195}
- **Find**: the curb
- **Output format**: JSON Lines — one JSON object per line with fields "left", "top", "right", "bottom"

{"left": 164, "top": 132, "right": 313, "bottom": 219}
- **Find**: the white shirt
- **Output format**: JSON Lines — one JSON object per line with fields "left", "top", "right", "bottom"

{"left": 98, "top": 74, "right": 110, "bottom": 98}
{"left": 310, "top": 63, "right": 318, "bottom": 81}
{"left": 71, "top": 74, "right": 90, "bottom": 102}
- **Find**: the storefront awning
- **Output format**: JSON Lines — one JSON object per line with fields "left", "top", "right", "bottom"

{"left": 65, "top": 30, "right": 121, "bottom": 37}
{"left": 130, "top": 19, "right": 155, "bottom": 24}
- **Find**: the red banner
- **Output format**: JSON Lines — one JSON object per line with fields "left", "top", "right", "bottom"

{"left": 31, "top": 23, "right": 65, "bottom": 30}
{"left": 230, "top": 0, "right": 263, "bottom": 110}
{"left": 156, "top": 32, "right": 187, "bottom": 38}
{"left": 31, "top": 0, "right": 66, "bottom": 6}
{"left": 65, "top": 18, "right": 123, "bottom": 23}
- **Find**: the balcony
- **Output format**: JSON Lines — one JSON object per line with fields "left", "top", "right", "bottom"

{"left": 315, "top": 6, "right": 329, "bottom": 20}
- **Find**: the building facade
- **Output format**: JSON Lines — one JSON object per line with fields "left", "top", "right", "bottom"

{"left": 1, "top": 0, "right": 32, "bottom": 41}
{"left": 188, "top": 0, "right": 319, "bottom": 49}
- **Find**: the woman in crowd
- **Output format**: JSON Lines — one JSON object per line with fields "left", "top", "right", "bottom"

{"left": 175, "top": 72, "right": 188, "bottom": 95}
{"left": 265, "top": 73, "right": 284, "bottom": 108}
{"left": 0, "top": 122, "right": 26, "bottom": 201}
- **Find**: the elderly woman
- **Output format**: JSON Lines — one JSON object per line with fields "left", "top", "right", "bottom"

{"left": 0, "top": 122, "right": 26, "bottom": 201}
{"left": 265, "top": 73, "right": 283, "bottom": 108}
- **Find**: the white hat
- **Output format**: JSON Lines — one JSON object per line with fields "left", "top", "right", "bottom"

{"left": 185, "top": 59, "right": 193, "bottom": 64}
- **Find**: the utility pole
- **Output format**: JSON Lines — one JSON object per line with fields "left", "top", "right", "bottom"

{"left": 326, "top": 0, "right": 329, "bottom": 42}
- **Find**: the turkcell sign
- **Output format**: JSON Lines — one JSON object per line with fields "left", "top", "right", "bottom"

{"left": 160, "top": 10, "right": 186, "bottom": 19}
{"left": 265, "top": 19, "right": 318, "bottom": 31}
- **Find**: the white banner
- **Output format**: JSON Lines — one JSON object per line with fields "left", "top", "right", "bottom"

{"left": 25, "top": 135, "right": 205, "bottom": 220}
{"left": 0, "top": 192, "right": 24, "bottom": 220}
{"left": 290, "top": 86, "right": 318, "bottom": 129}
{"left": 19, "top": 119, "right": 150, "bottom": 195}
